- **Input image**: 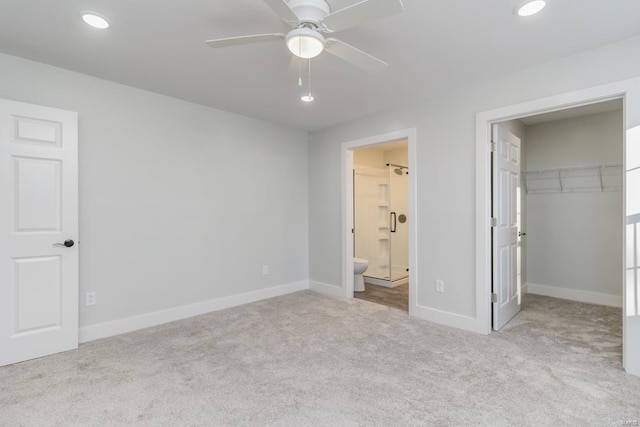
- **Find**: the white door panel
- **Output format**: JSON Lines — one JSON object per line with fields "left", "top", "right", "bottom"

{"left": 15, "top": 256, "right": 62, "bottom": 333}
{"left": 492, "top": 124, "right": 521, "bottom": 330}
{"left": 14, "top": 157, "right": 62, "bottom": 232}
{"left": 0, "top": 99, "right": 78, "bottom": 366}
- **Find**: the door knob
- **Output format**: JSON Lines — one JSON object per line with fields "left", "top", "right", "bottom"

{"left": 53, "top": 239, "right": 75, "bottom": 248}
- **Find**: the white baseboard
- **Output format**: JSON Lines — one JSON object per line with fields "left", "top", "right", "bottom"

{"left": 309, "top": 280, "right": 346, "bottom": 299}
{"left": 79, "top": 280, "right": 309, "bottom": 343}
{"left": 410, "top": 304, "right": 488, "bottom": 335}
{"left": 310, "top": 280, "right": 487, "bottom": 334}
{"left": 525, "top": 282, "right": 621, "bottom": 307}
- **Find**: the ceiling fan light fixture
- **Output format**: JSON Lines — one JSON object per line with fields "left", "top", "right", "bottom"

{"left": 515, "top": 0, "right": 546, "bottom": 17}
{"left": 81, "top": 11, "right": 110, "bottom": 29}
{"left": 286, "top": 28, "right": 325, "bottom": 59}
{"left": 301, "top": 95, "right": 314, "bottom": 102}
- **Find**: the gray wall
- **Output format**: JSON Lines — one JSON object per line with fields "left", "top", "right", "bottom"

{"left": 524, "top": 110, "right": 623, "bottom": 297}
{"left": 308, "top": 36, "right": 640, "bottom": 319}
{"left": 0, "top": 53, "right": 309, "bottom": 328}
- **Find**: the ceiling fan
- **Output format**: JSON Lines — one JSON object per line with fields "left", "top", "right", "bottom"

{"left": 205, "top": 0, "right": 404, "bottom": 74}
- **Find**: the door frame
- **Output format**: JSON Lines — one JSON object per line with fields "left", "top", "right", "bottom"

{"left": 475, "top": 77, "right": 640, "bottom": 375}
{"left": 341, "top": 128, "right": 417, "bottom": 312}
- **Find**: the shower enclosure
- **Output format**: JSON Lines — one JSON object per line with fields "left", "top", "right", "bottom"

{"left": 354, "top": 163, "right": 409, "bottom": 287}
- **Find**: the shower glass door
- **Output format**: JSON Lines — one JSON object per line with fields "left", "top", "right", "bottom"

{"left": 354, "top": 164, "right": 409, "bottom": 284}
{"left": 389, "top": 166, "right": 409, "bottom": 282}
{"left": 354, "top": 170, "right": 390, "bottom": 280}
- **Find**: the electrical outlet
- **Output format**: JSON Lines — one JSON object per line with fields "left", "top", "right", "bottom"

{"left": 262, "top": 265, "right": 269, "bottom": 276}
{"left": 85, "top": 292, "right": 96, "bottom": 306}
{"left": 436, "top": 280, "right": 444, "bottom": 293}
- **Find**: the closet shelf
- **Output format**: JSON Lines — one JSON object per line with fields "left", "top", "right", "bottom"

{"left": 523, "top": 164, "right": 622, "bottom": 194}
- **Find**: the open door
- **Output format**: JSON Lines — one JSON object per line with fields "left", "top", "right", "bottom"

{"left": 0, "top": 99, "right": 78, "bottom": 366}
{"left": 492, "top": 123, "right": 521, "bottom": 330}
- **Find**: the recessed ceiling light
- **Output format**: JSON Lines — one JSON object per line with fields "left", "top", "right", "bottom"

{"left": 515, "top": 0, "right": 546, "bottom": 17}
{"left": 301, "top": 95, "right": 314, "bottom": 102}
{"left": 82, "top": 12, "right": 110, "bottom": 29}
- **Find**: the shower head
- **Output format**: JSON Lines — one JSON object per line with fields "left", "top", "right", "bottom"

{"left": 387, "top": 163, "right": 408, "bottom": 175}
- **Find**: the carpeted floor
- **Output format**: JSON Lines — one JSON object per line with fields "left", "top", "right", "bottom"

{"left": 0, "top": 291, "right": 638, "bottom": 426}
{"left": 354, "top": 282, "right": 408, "bottom": 312}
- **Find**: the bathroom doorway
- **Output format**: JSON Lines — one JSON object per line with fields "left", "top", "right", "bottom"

{"left": 342, "top": 128, "right": 417, "bottom": 314}
{"left": 353, "top": 141, "right": 409, "bottom": 293}
{"left": 353, "top": 140, "right": 409, "bottom": 311}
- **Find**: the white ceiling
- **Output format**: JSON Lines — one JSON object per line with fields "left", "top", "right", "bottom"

{"left": 1, "top": 1, "right": 639, "bottom": 132}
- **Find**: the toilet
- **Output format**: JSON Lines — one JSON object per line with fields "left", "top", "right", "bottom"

{"left": 353, "top": 258, "right": 369, "bottom": 292}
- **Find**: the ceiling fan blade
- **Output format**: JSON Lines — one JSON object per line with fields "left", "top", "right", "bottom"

{"left": 321, "top": 0, "right": 404, "bottom": 33}
{"left": 206, "top": 33, "right": 285, "bottom": 48}
{"left": 263, "top": 0, "right": 299, "bottom": 24}
{"left": 325, "top": 38, "right": 388, "bottom": 74}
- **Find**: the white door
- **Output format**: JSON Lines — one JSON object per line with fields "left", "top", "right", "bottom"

{"left": 492, "top": 124, "right": 521, "bottom": 330}
{"left": 0, "top": 99, "right": 78, "bottom": 366}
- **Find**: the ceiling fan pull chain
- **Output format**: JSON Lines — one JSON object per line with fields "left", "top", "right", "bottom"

{"left": 298, "top": 38, "right": 303, "bottom": 86}
{"left": 300, "top": 58, "right": 314, "bottom": 102}
{"left": 308, "top": 58, "right": 312, "bottom": 98}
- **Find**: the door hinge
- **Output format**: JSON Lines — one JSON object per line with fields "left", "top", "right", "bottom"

{"left": 490, "top": 217, "right": 497, "bottom": 227}
{"left": 490, "top": 142, "right": 497, "bottom": 152}
{"left": 491, "top": 293, "right": 498, "bottom": 303}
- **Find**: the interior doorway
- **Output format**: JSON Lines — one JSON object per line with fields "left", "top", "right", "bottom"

{"left": 341, "top": 128, "right": 417, "bottom": 314}
{"left": 477, "top": 78, "right": 640, "bottom": 375}
{"left": 491, "top": 100, "right": 624, "bottom": 331}
{"left": 352, "top": 139, "right": 409, "bottom": 311}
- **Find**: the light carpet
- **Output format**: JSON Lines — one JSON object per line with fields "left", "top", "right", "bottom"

{"left": 0, "top": 291, "right": 638, "bottom": 426}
